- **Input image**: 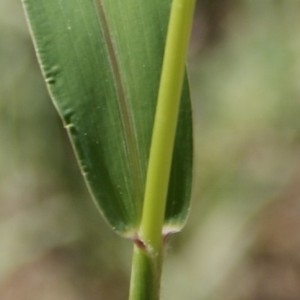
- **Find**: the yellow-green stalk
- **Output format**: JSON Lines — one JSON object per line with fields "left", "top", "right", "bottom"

{"left": 129, "top": 0, "right": 196, "bottom": 299}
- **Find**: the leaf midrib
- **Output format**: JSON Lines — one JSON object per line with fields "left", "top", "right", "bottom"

{"left": 94, "top": 0, "right": 144, "bottom": 225}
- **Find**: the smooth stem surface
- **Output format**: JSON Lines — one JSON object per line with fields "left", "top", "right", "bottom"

{"left": 129, "top": 0, "right": 196, "bottom": 299}
{"left": 129, "top": 245, "right": 161, "bottom": 300}
{"left": 140, "top": 0, "right": 196, "bottom": 250}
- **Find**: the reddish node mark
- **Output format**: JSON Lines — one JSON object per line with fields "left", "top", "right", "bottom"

{"left": 163, "top": 233, "right": 171, "bottom": 244}
{"left": 133, "top": 237, "right": 146, "bottom": 250}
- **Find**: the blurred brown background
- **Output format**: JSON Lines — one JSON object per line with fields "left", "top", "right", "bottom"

{"left": 1, "top": 0, "right": 300, "bottom": 299}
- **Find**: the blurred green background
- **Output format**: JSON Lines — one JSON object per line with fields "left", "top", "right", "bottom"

{"left": 1, "top": 0, "right": 300, "bottom": 299}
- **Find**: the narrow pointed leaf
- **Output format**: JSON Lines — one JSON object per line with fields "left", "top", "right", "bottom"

{"left": 22, "top": 0, "right": 193, "bottom": 236}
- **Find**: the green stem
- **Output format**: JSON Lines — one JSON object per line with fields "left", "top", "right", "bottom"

{"left": 129, "top": 0, "right": 196, "bottom": 299}
{"left": 129, "top": 245, "right": 162, "bottom": 300}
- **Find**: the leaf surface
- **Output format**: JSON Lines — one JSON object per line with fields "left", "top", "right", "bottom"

{"left": 22, "top": 0, "right": 193, "bottom": 236}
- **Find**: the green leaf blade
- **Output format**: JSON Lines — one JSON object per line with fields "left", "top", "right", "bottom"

{"left": 22, "top": 0, "right": 193, "bottom": 237}
{"left": 164, "top": 79, "right": 193, "bottom": 233}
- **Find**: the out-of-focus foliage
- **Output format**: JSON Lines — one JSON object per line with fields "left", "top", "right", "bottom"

{"left": 1, "top": 0, "right": 300, "bottom": 299}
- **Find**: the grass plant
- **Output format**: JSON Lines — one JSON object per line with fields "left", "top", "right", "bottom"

{"left": 22, "top": 0, "right": 195, "bottom": 298}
